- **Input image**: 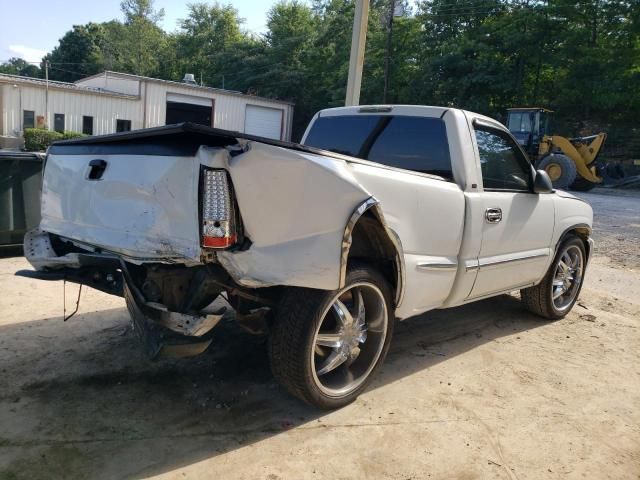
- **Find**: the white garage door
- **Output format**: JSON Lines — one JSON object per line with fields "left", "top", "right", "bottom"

{"left": 244, "top": 105, "right": 283, "bottom": 140}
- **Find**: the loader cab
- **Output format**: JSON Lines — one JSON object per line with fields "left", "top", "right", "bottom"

{"left": 506, "top": 108, "right": 552, "bottom": 158}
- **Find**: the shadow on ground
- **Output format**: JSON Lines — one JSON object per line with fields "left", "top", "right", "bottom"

{"left": 0, "top": 246, "right": 23, "bottom": 259}
{"left": 0, "top": 294, "right": 547, "bottom": 479}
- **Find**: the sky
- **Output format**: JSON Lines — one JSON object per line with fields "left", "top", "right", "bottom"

{"left": 0, "top": 0, "right": 284, "bottom": 64}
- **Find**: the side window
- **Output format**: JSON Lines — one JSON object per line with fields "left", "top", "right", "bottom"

{"left": 366, "top": 117, "right": 452, "bottom": 178}
{"left": 475, "top": 129, "right": 531, "bottom": 191}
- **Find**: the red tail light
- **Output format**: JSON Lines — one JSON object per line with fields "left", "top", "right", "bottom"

{"left": 201, "top": 168, "right": 237, "bottom": 249}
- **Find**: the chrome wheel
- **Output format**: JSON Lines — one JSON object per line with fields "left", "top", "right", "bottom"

{"left": 552, "top": 245, "right": 584, "bottom": 311}
{"left": 311, "top": 282, "right": 388, "bottom": 397}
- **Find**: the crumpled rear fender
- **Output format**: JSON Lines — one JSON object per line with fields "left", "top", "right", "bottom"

{"left": 199, "top": 142, "right": 371, "bottom": 290}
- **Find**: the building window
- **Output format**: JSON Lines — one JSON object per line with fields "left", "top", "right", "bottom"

{"left": 54, "top": 113, "right": 65, "bottom": 133}
{"left": 116, "top": 119, "right": 131, "bottom": 132}
{"left": 23, "top": 110, "right": 35, "bottom": 129}
{"left": 82, "top": 116, "right": 94, "bottom": 135}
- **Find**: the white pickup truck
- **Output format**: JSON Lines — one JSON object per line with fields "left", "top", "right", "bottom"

{"left": 20, "top": 105, "right": 593, "bottom": 408}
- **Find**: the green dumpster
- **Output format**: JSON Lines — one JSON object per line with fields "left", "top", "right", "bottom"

{"left": 0, "top": 152, "right": 44, "bottom": 248}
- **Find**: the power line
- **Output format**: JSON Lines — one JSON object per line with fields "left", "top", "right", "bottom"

{"left": 205, "top": 61, "right": 287, "bottom": 79}
{"left": 49, "top": 65, "right": 90, "bottom": 78}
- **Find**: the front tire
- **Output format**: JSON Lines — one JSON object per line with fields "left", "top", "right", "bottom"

{"left": 521, "top": 236, "right": 586, "bottom": 319}
{"left": 269, "top": 264, "right": 394, "bottom": 409}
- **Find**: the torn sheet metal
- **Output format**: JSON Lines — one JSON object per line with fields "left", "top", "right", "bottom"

{"left": 202, "top": 142, "right": 371, "bottom": 290}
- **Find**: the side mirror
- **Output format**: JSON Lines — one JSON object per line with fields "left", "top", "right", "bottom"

{"left": 533, "top": 169, "right": 553, "bottom": 193}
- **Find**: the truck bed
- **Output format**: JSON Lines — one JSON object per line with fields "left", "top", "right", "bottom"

{"left": 41, "top": 122, "right": 373, "bottom": 289}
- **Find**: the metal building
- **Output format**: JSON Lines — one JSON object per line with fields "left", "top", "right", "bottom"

{"left": 0, "top": 71, "right": 294, "bottom": 148}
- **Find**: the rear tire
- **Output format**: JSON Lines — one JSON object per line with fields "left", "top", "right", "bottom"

{"left": 521, "top": 236, "right": 586, "bottom": 320}
{"left": 537, "top": 154, "right": 577, "bottom": 190}
{"left": 269, "top": 264, "right": 394, "bottom": 409}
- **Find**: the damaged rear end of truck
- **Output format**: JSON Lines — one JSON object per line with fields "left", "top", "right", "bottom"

{"left": 19, "top": 123, "right": 399, "bottom": 366}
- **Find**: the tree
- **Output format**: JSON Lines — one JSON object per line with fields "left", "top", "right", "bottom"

{"left": 176, "top": 2, "right": 249, "bottom": 86}
{"left": 0, "top": 58, "right": 41, "bottom": 78}
{"left": 118, "top": 0, "right": 167, "bottom": 76}
{"left": 44, "top": 23, "right": 106, "bottom": 81}
{"left": 120, "top": 0, "right": 165, "bottom": 24}
{"left": 544, "top": 0, "right": 639, "bottom": 123}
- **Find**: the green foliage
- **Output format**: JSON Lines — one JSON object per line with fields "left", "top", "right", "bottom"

{"left": 24, "top": 129, "right": 62, "bottom": 151}
{"left": 120, "top": 0, "right": 165, "bottom": 24}
{"left": 43, "top": 23, "right": 107, "bottom": 82}
{"left": 45, "top": 0, "right": 170, "bottom": 81}
{"left": 38, "top": 0, "right": 639, "bottom": 143}
{"left": 24, "top": 129, "right": 85, "bottom": 152}
{"left": 0, "top": 58, "right": 41, "bottom": 78}
{"left": 117, "top": 0, "right": 167, "bottom": 75}
{"left": 412, "top": 0, "right": 640, "bottom": 126}
{"left": 60, "top": 131, "right": 86, "bottom": 141}
{"left": 174, "top": 2, "right": 248, "bottom": 87}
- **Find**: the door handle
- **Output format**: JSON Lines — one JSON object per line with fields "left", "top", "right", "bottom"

{"left": 485, "top": 207, "right": 502, "bottom": 223}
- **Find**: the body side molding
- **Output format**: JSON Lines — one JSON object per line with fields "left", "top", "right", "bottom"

{"left": 416, "top": 258, "right": 458, "bottom": 271}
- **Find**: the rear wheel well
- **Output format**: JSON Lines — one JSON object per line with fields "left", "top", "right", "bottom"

{"left": 347, "top": 212, "right": 400, "bottom": 306}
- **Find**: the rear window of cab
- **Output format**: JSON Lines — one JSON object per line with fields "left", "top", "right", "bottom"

{"left": 303, "top": 115, "right": 453, "bottom": 180}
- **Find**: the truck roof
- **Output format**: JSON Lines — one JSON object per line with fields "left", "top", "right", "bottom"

{"left": 315, "top": 105, "right": 507, "bottom": 131}
{"left": 317, "top": 105, "right": 449, "bottom": 118}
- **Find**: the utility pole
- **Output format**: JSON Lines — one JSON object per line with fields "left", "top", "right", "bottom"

{"left": 45, "top": 60, "right": 49, "bottom": 129}
{"left": 345, "top": 0, "right": 370, "bottom": 106}
{"left": 383, "top": 0, "right": 396, "bottom": 104}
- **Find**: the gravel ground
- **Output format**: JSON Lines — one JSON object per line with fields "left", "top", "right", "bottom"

{"left": 0, "top": 189, "right": 638, "bottom": 480}
{"left": 575, "top": 188, "right": 640, "bottom": 269}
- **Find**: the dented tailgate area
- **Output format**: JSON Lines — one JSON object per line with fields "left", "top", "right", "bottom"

{"left": 21, "top": 123, "right": 372, "bottom": 358}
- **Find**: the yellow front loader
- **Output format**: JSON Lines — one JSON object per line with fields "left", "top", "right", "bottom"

{"left": 506, "top": 108, "right": 606, "bottom": 191}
